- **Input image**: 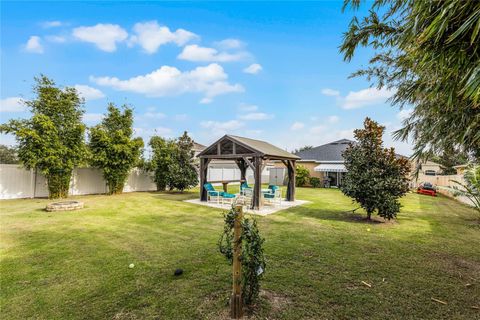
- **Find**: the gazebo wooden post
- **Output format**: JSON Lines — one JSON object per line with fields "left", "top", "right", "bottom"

{"left": 253, "top": 156, "right": 262, "bottom": 210}
{"left": 286, "top": 160, "right": 296, "bottom": 201}
{"left": 235, "top": 159, "right": 247, "bottom": 182}
{"left": 200, "top": 158, "right": 210, "bottom": 201}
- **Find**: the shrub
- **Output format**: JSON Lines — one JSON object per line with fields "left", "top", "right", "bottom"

{"left": 310, "top": 177, "right": 321, "bottom": 188}
{"left": 296, "top": 165, "right": 310, "bottom": 187}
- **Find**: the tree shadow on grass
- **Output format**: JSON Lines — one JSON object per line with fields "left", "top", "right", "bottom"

{"left": 148, "top": 190, "right": 197, "bottom": 202}
{"left": 282, "top": 205, "right": 392, "bottom": 225}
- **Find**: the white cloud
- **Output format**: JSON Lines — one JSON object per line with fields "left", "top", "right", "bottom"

{"left": 42, "top": 21, "right": 62, "bottom": 28}
{"left": 0, "top": 134, "right": 17, "bottom": 146}
{"left": 45, "top": 35, "right": 66, "bottom": 43}
{"left": 243, "top": 63, "right": 262, "bottom": 74}
{"left": 201, "top": 120, "right": 244, "bottom": 134}
{"left": 309, "top": 125, "right": 327, "bottom": 134}
{"left": 0, "top": 97, "right": 25, "bottom": 112}
{"left": 215, "top": 38, "right": 244, "bottom": 49}
{"left": 178, "top": 44, "right": 248, "bottom": 62}
{"left": 238, "top": 103, "right": 258, "bottom": 112}
{"left": 327, "top": 115, "right": 339, "bottom": 124}
{"left": 321, "top": 88, "right": 340, "bottom": 96}
{"left": 129, "top": 21, "right": 197, "bottom": 54}
{"left": 139, "top": 111, "right": 166, "bottom": 120}
{"left": 238, "top": 112, "right": 273, "bottom": 121}
{"left": 245, "top": 129, "right": 263, "bottom": 136}
{"left": 342, "top": 87, "right": 395, "bottom": 109}
{"left": 396, "top": 108, "right": 413, "bottom": 121}
{"left": 290, "top": 122, "right": 305, "bottom": 131}
{"left": 25, "top": 36, "right": 43, "bottom": 53}
{"left": 73, "top": 24, "right": 128, "bottom": 52}
{"left": 74, "top": 85, "right": 105, "bottom": 101}
{"left": 83, "top": 113, "right": 104, "bottom": 125}
{"left": 90, "top": 63, "right": 244, "bottom": 103}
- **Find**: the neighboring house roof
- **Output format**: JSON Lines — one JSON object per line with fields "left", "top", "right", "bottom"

{"left": 296, "top": 138, "right": 410, "bottom": 162}
{"left": 198, "top": 134, "right": 300, "bottom": 160}
{"left": 193, "top": 142, "right": 206, "bottom": 152}
{"left": 295, "top": 139, "right": 353, "bottom": 162}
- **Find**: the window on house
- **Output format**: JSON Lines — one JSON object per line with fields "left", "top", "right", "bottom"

{"left": 424, "top": 170, "right": 436, "bottom": 176}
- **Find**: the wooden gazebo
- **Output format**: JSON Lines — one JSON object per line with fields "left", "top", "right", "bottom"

{"left": 198, "top": 135, "right": 300, "bottom": 210}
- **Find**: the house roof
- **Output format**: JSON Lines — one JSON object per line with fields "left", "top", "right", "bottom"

{"left": 295, "top": 139, "right": 354, "bottom": 162}
{"left": 296, "top": 139, "right": 410, "bottom": 162}
{"left": 198, "top": 134, "right": 300, "bottom": 160}
{"left": 193, "top": 142, "right": 206, "bottom": 151}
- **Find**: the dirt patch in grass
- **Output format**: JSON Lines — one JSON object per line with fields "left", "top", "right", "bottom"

{"left": 430, "top": 252, "right": 480, "bottom": 281}
{"left": 199, "top": 290, "right": 292, "bottom": 319}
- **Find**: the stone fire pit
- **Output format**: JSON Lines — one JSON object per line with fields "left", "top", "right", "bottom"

{"left": 46, "top": 200, "right": 84, "bottom": 212}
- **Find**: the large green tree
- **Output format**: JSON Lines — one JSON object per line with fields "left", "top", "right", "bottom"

{"left": 0, "top": 76, "right": 86, "bottom": 198}
{"left": 341, "top": 0, "right": 480, "bottom": 159}
{"left": 0, "top": 145, "right": 19, "bottom": 164}
{"left": 168, "top": 131, "right": 198, "bottom": 192}
{"left": 148, "top": 136, "right": 177, "bottom": 191}
{"left": 341, "top": 118, "right": 411, "bottom": 220}
{"left": 89, "top": 104, "right": 144, "bottom": 194}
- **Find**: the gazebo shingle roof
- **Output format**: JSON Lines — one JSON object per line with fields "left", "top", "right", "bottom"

{"left": 198, "top": 135, "right": 300, "bottom": 160}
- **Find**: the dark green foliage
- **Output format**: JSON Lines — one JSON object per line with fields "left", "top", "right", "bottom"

{"left": 148, "top": 136, "right": 177, "bottom": 191}
{"left": 148, "top": 131, "right": 198, "bottom": 192}
{"left": 310, "top": 177, "right": 321, "bottom": 188}
{"left": 88, "top": 104, "right": 144, "bottom": 194}
{"left": 341, "top": 118, "right": 411, "bottom": 220}
{"left": 452, "top": 163, "right": 480, "bottom": 215}
{"left": 218, "top": 207, "right": 266, "bottom": 306}
{"left": 295, "top": 165, "right": 310, "bottom": 187}
{"left": 0, "top": 75, "right": 86, "bottom": 198}
{"left": 341, "top": 0, "right": 480, "bottom": 159}
{"left": 168, "top": 131, "right": 198, "bottom": 192}
{"left": 0, "top": 145, "right": 19, "bottom": 164}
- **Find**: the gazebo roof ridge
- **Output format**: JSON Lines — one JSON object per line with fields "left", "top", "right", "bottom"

{"left": 198, "top": 134, "right": 300, "bottom": 160}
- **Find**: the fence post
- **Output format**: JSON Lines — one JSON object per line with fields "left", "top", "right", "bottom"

{"left": 230, "top": 205, "right": 243, "bottom": 319}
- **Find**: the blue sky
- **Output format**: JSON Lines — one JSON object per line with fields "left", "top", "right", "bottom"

{"left": 0, "top": 1, "right": 412, "bottom": 155}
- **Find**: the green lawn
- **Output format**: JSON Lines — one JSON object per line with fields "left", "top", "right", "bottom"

{"left": 1, "top": 188, "right": 479, "bottom": 319}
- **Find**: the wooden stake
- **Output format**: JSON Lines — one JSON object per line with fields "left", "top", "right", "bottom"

{"left": 431, "top": 297, "right": 447, "bottom": 305}
{"left": 230, "top": 205, "right": 243, "bottom": 319}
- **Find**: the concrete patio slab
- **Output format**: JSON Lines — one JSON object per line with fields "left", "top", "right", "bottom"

{"left": 183, "top": 198, "right": 310, "bottom": 216}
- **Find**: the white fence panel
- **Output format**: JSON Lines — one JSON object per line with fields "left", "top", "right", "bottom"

{"left": 71, "top": 168, "right": 107, "bottom": 195}
{"left": 124, "top": 169, "right": 156, "bottom": 192}
{"left": 0, "top": 165, "right": 34, "bottom": 199}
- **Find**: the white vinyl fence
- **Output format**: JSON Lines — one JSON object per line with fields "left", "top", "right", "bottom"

{"left": 0, "top": 164, "right": 157, "bottom": 199}
{"left": 0, "top": 164, "right": 274, "bottom": 200}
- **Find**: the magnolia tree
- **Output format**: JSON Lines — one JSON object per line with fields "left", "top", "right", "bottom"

{"left": 149, "top": 136, "right": 177, "bottom": 191}
{"left": 169, "top": 132, "right": 198, "bottom": 191}
{"left": 341, "top": 118, "right": 411, "bottom": 220}
{"left": 89, "top": 104, "right": 143, "bottom": 194}
{"left": 0, "top": 76, "right": 86, "bottom": 198}
{"left": 149, "top": 131, "right": 198, "bottom": 192}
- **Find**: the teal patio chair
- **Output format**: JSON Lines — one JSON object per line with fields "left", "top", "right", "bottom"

{"left": 204, "top": 183, "right": 224, "bottom": 204}
{"left": 263, "top": 185, "right": 282, "bottom": 206}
